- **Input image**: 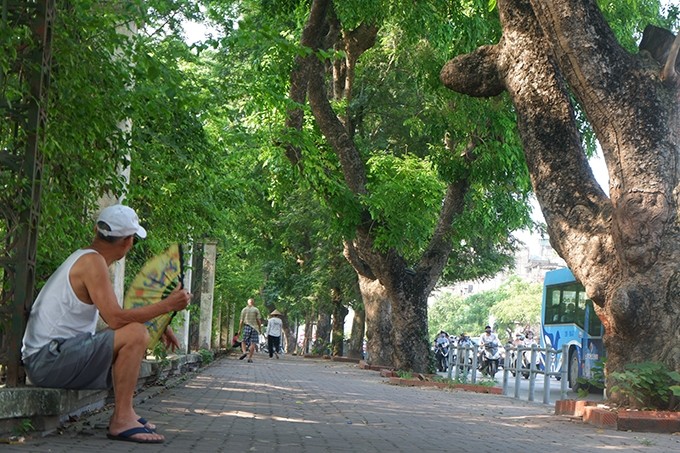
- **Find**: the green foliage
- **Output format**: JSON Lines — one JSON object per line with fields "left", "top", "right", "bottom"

{"left": 577, "top": 359, "right": 606, "bottom": 398}
{"left": 12, "top": 418, "right": 34, "bottom": 437}
{"left": 429, "top": 290, "right": 493, "bottom": 339}
{"left": 610, "top": 362, "right": 680, "bottom": 411}
{"left": 429, "top": 276, "right": 541, "bottom": 340}
{"left": 488, "top": 276, "right": 542, "bottom": 335}
{"left": 198, "top": 348, "right": 214, "bottom": 364}
{"left": 396, "top": 369, "right": 413, "bottom": 379}
{"left": 598, "top": 0, "right": 678, "bottom": 52}
{"left": 151, "top": 341, "right": 170, "bottom": 367}
{"left": 364, "top": 154, "right": 444, "bottom": 257}
{"left": 475, "top": 376, "right": 497, "bottom": 387}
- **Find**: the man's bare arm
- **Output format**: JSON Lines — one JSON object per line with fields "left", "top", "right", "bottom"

{"left": 73, "top": 253, "right": 190, "bottom": 330}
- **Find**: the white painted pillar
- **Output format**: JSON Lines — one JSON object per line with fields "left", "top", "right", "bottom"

{"left": 198, "top": 240, "right": 217, "bottom": 350}
{"left": 173, "top": 242, "right": 193, "bottom": 354}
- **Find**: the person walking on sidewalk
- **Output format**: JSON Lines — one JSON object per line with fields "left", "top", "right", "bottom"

{"left": 238, "top": 298, "right": 262, "bottom": 363}
{"left": 266, "top": 310, "right": 283, "bottom": 359}
{"left": 21, "top": 204, "right": 192, "bottom": 444}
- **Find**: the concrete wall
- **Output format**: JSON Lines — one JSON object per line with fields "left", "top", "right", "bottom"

{"left": 0, "top": 353, "right": 201, "bottom": 436}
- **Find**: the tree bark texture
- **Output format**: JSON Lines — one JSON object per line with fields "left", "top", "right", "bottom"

{"left": 347, "top": 305, "right": 365, "bottom": 359}
{"left": 331, "top": 286, "right": 349, "bottom": 356}
{"left": 358, "top": 275, "right": 394, "bottom": 366}
{"left": 441, "top": 0, "right": 680, "bottom": 384}
{"left": 315, "top": 311, "right": 332, "bottom": 354}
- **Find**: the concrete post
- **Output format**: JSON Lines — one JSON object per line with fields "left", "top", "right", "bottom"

{"left": 213, "top": 304, "right": 222, "bottom": 350}
{"left": 173, "top": 242, "right": 193, "bottom": 354}
{"left": 198, "top": 240, "right": 217, "bottom": 351}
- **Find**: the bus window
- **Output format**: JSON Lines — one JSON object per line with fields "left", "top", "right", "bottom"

{"left": 561, "top": 286, "right": 577, "bottom": 323}
{"left": 576, "top": 291, "right": 587, "bottom": 328}
{"left": 546, "top": 288, "right": 561, "bottom": 324}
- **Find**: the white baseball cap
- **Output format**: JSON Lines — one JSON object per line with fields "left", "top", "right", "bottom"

{"left": 96, "top": 204, "right": 147, "bottom": 239}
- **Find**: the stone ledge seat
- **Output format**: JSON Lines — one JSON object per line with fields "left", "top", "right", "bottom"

{"left": 0, "top": 353, "right": 200, "bottom": 436}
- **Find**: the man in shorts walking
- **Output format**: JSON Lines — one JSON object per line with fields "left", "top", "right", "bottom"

{"left": 238, "top": 298, "right": 262, "bottom": 363}
{"left": 21, "top": 204, "right": 191, "bottom": 443}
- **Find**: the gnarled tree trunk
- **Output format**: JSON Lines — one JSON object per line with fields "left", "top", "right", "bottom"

{"left": 331, "top": 286, "right": 349, "bottom": 356}
{"left": 358, "top": 275, "right": 394, "bottom": 366}
{"left": 441, "top": 0, "right": 680, "bottom": 392}
{"left": 347, "top": 305, "right": 365, "bottom": 360}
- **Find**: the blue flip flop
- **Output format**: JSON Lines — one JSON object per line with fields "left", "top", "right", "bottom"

{"left": 107, "top": 418, "right": 156, "bottom": 433}
{"left": 106, "top": 426, "right": 163, "bottom": 443}
{"left": 137, "top": 417, "right": 156, "bottom": 432}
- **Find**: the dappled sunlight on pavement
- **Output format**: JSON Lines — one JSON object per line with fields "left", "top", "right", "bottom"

{"left": 5, "top": 353, "right": 679, "bottom": 452}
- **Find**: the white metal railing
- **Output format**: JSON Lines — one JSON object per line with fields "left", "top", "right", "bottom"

{"left": 445, "top": 342, "right": 569, "bottom": 404}
{"left": 501, "top": 343, "right": 569, "bottom": 404}
{"left": 446, "top": 343, "right": 479, "bottom": 384}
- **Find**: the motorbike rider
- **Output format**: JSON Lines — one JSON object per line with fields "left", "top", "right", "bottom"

{"left": 480, "top": 325, "right": 499, "bottom": 346}
{"left": 513, "top": 332, "right": 525, "bottom": 347}
{"left": 435, "top": 330, "right": 450, "bottom": 348}
{"left": 434, "top": 331, "right": 450, "bottom": 371}
{"left": 478, "top": 325, "right": 501, "bottom": 376}
{"left": 523, "top": 330, "right": 537, "bottom": 347}
{"left": 458, "top": 332, "right": 472, "bottom": 346}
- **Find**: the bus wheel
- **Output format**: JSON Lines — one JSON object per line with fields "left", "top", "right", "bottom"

{"left": 568, "top": 351, "right": 580, "bottom": 391}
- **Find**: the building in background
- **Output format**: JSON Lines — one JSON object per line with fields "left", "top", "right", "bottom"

{"left": 441, "top": 233, "right": 565, "bottom": 298}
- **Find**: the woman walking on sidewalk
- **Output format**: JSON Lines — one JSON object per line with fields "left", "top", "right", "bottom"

{"left": 266, "top": 310, "right": 283, "bottom": 359}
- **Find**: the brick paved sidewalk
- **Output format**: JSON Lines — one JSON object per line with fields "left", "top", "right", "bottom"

{"left": 5, "top": 353, "right": 679, "bottom": 452}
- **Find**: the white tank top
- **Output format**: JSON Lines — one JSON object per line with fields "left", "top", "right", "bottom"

{"left": 21, "top": 249, "right": 100, "bottom": 359}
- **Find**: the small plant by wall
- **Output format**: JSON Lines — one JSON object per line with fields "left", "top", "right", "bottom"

{"left": 610, "top": 362, "right": 680, "bottom": 411}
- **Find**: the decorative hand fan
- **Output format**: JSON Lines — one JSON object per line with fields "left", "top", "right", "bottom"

{"left": 123, "top": 243, "right": 184, "bottom": 349}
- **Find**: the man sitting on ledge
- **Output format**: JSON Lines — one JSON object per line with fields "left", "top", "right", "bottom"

{"left": 21, "top": 204, "right": 191, "bottom": 444}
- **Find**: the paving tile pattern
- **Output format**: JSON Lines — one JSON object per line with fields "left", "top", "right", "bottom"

{"left": 6, "top": 354, "right": 679, "bottom": 452}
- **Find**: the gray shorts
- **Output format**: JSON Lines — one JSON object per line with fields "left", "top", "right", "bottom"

{"left": 23, "top": 330, "right": 115, "bottom": 390}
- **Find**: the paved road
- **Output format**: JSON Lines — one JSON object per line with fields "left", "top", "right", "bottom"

{"left": 6, "top": 353, "right": 679, "bottom": 452}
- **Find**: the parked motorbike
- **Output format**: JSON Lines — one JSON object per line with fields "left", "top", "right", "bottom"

{"left": 479, "top": 341, "right": 501, "bottom": 377}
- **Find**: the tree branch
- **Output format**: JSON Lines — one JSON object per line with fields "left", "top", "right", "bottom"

{"left": 443, "top": 0, "right": 616, "bottom": 301}
{"left": 661, "top": 32, "right": 680, "bottom": 83}
{"left": 283, "top": 0, "right": 331, "bottom": 167}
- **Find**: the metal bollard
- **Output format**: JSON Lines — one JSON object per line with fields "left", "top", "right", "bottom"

{"left": 527, "top": 345, "right": 537, "bottom": 402}
{"left": 514, "top": 347, "right": 522, "bottom": 398}
{"left": 543, "top": 348, "right": 552, "bottom": 404}
{"left": 560, "top": 344, "right": 569, "bottom": 400}
{"left": 502, "top": 348, "right": 511, "bottom": 395}
{"left": 471, "top": 344, "right": 478, "bottom": 384}
{"left": 447, "top": 345, "right": 454, "bottom": 380}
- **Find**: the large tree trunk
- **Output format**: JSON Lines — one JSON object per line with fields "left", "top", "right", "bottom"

{"left": 388, "top": 284, "right": 430, "bottom": 372}
{"left": 347, "top": 305, "right": 365, "bottom": 359}
{"left": 331, "top": 287, "right": 349, "bottom": 356}
{"left": 303, "top": 312, "right": 315, "bottom": 355}
{"left": 284, "top": 320, "right": 296, "bottom": 354}
{"left": 315, "top": 311, "right": 332, "bottom": 354}
{"left": 441, "top": 0, "right": 680, "bottom": 392}
{"left": 359, "top": 275, "right": 393, "bottom": 366}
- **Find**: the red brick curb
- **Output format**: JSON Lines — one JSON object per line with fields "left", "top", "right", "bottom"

{"left": 617, "top": 410, "right": 680, "bottom": 433}
{"left": 555, "top": 400, "right": 680, "bottom": 434}
{"left": 330, "top": 356, "right": 361, "bottom": 363}
{"left": 358, "top": 360, "right": 394, "bottom": 372}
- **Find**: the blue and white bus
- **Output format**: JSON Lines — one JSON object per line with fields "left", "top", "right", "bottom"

{"left": 541, "top": 267, "right": 605, "bottom": 390}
